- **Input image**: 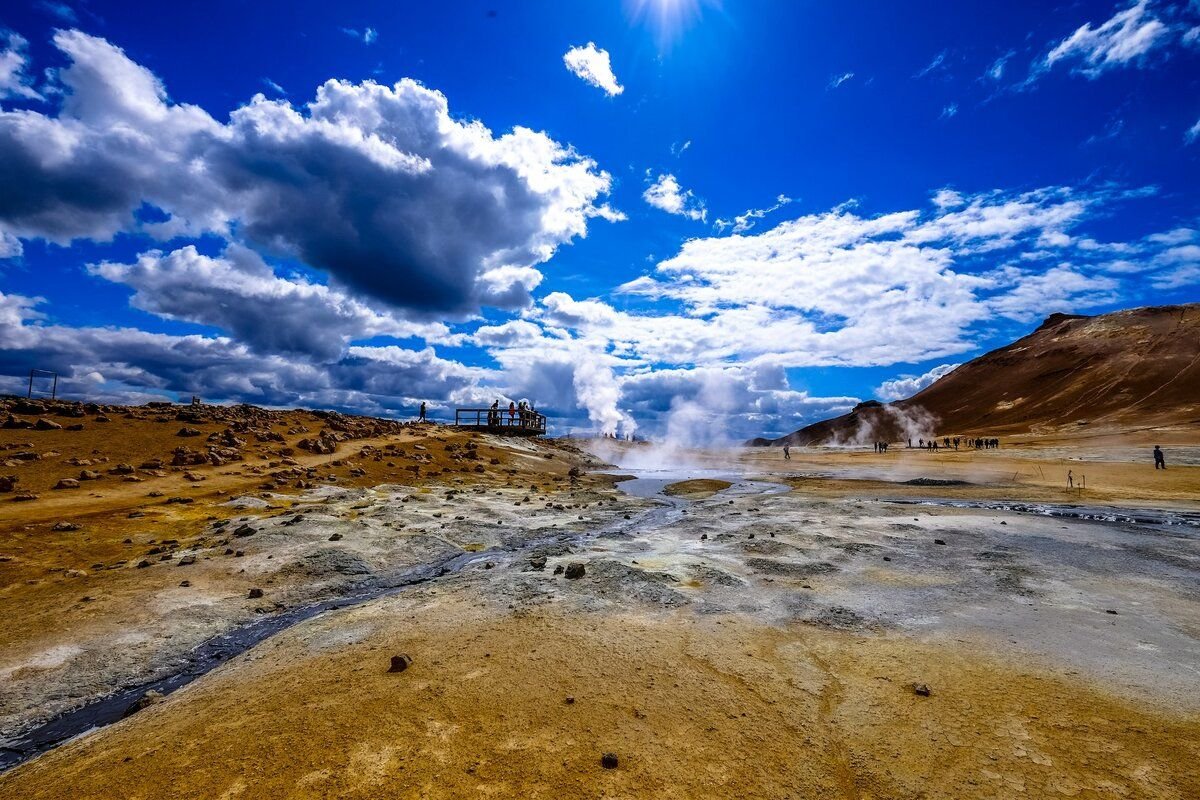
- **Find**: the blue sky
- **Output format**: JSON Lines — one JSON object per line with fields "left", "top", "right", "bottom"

{"left": 1, "top": 0, "right": 1198, "bottom": 439}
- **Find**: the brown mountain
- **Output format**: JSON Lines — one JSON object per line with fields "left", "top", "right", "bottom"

{"left": 757, "top": 304, "right": 1200, "bottom": 446}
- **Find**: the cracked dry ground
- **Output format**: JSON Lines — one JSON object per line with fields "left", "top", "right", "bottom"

{"left": 3, "top": 441, "right": 1200, "bottom": 798}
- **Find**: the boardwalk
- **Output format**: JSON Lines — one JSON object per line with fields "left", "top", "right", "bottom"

{"left": 454, "top": 407, "right": 547, "bottom": 436}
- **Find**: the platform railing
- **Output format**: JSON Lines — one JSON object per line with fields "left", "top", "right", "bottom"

{"left": 454, "top": 407, "right": 547, "bottom": 435}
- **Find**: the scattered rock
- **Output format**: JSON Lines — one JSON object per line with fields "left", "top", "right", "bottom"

{"left": 328, "top": 533, "right": 343, "bottom": 541}
{"left": 176, "top": 426, "right": 202, "bottom": 437}
{"left": 0, "top": 475, "right": 19, "bottom": 492}
{"left": 700, "top": 533, "right": 708, "bottom": 541}
{"left": 179, "top": 580, "right": 191, "bottom": 587}
{"left": 233, "top": 524, "right": 256, "bottom": 537}
{"left": 529, "top": 555, "right": 547, "bottom": 571}
{"left": 553, "top": 564, "right": 564, "bottom": 575}
{"left": 51, "top": 521, "right": 80, "bottom": 532}
{"left": 912, "top": 683, "right": 932, "bottom": 697}
{"left": 53, "top": 478, "right": 81, "bottom": 490}
{"left": 564, "top": 562, "right": 586, "bottom": 579}
{"left": 34, "top": 418, "right": 63, "bottom": 430}
{"left": 1105, "top": 609, "right": 1118, "bottom": 615}
{"left": 934, "top": 539, "right": 947, "bottom": 546}
{"left": 388, "top": 654, "right": 413, "bottom": 673}
{"left": 12, "top": 491, "right": 38, "bottom": 501}
{"left": 248, "top": 587, "right": 264, "bottom": 599}
{"left": 78, "top": 469, "right": 101, "bottom": 481}
{"left": 177, "top": 555, "right": 196, "bottom": 566}
{"left": 601, "top": 753, "right": 619, "bottom": 770}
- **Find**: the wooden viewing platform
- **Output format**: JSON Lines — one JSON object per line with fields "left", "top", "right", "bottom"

{"left": 454, "top": 407, "right": 547, "bottom": 436}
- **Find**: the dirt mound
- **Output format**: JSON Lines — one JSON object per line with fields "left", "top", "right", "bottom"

{"left": 761, "top": 304, "right": 1200, "bottom": 445}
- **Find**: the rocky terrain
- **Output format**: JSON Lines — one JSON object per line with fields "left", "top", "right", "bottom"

{"left": 759, "top": 304, "right": 1200, "bottom": 447}
{"left": 2, "top": 397, "right": 1199, "bottom": 798}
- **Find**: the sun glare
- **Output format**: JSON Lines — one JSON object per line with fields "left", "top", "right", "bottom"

{"left": 624, "top": 0, "right": 715, "bottom": 48}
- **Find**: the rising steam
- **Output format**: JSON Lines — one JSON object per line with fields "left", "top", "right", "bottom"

{"left": 572, "top": 358, "right": 637, "bottom": 439}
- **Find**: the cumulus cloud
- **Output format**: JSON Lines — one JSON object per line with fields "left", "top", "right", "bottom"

{"left": 563, "top": 43, "right": 623, "bottom": 96}
{"left": 1043, "top": 0, "right": 1171, "bottom": 77}
{"left": 643, "top": 173, "right": 707, "bottom": 221}
{"left": 0, "top": 30, "right": 617, "bottom": 317}
{"left": 0, "top": 31, "right": 41, "bottom": 100}
{"left": 875, "top": 363, "right": 960, "bottom": 401}
{"left": 89, "top": 245, "right": 460, "bottom": 361}
{"left": 0, "top": 289, "right": 487, "bottom": 413}
{"left": 1187, "top": 116, "right": 1200, "bottom": 143}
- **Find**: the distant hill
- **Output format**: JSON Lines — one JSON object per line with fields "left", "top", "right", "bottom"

{"left": 756, "top": 304, "right": 1200, "bottom": 446}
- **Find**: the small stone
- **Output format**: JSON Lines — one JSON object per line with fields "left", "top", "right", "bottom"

{"left": 53, "top": 478, "right": 81, "bottom": 490}
{"left": 177, "top": 555, "right": 196, "bottom": 566}
{"left": 601, "top": 752, "right": 619, "bottom": 769}
{"left": 912, "top": 683, "right": 932, "bottom": 697}
{"left": 52, "top": 521, "right": 81, "bottom": 531}
{"left": 553, "top": 564, "right": 564, "bottom": 575}
{"left": 565, "top": 696, "right": 575, "bottom": 705}
{"left": 233, "top": 524, "right": 256, "bottom": 537}
{"left": 248, "top": 587, "right": 264, "bottom": 599}
{"left": 933, "top": 539, "right": 947, "bottom": 546}
{"left": 328, "top": 533, "right": 343, "bottom": 541}
{"left": 179, "top": 580, "right": 191, "bottom": 587}
{"left": 700, "top": 534, "right": 707, "bottom": 541}
{"left": 388, "top": 654, "right": 413, "bottom": 673}
{"left": 1105, "top": 609, "right": 1118, "bottom": 615}
{"left": 176, "top": 426, "right": 202, "bottom": 437}
{"left": 136, "top": 560, "right": 151, "bottom": 569}
{"left": 882, "top": 556, "right": 891, "bottom": 561}
{"left": 34, "top": 418, "right": 63, "bottom": 430}
{"left": 529, "top": 555, "right": 547, "bottom": 571}
{"left": 564, "top": 562, "right": 585, "bottom": 579}
{"left": 78, "top": 470, "right": 102, "bottom": 481}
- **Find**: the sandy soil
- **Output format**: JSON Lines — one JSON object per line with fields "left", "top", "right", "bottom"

{"left": 2, "top": 408, "right": 1199, "bottom": 798}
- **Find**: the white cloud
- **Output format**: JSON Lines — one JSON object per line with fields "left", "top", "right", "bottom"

{"left": 643, "top": 173, "right": 707, "bottom": 221}
{"left": 827, "top": 72, "right": 854, "bottom": 90}
{"left": 714, "top": 194, "right": 792, "bottom": 234}
{"left": 89, "top": 245, "right": 460, "bottom": 361}
{"left": 1044, "top": 0, "right": 1170, "bottom": 77}
{"left": 875, "top": 363, "right": 960, "bottom": 401}
{"left": 0, "top": 30, "right": 617, "bottom": 316}
{"left": 563, "top": 42, "right": 623, "bottom": 96}
{"left": 670, "top": 139, "right": 691, "bottom": 156}
{"left": 915, "top": 50, "right": 947, "bottom": 78}
{"left": 0, "top": 31, "right": 42, "bottom": 100}
{"left": 261, "top": 77, "right": 286, "bottom": 95}
{"left": 940, "top": 103, "right": 959, "bottom": 119}
{"left": 1186, "top": 116, "right": 1200, "bottom": 144}
{"left": 985, "top": 51, "right": 1016, "bottom": 81}
{"left": 341, "top": 27, "right": 376, "bottom": 45}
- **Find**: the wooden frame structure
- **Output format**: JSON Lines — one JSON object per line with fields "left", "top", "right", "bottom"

{"left": 454, "top": 407, "right": 547, "bottom": 436}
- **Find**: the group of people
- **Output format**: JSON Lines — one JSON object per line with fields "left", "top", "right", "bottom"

{"left": 903, "top": 436, "right": 1000, "bottom": 451}
{"left": 488, "top": 399, "right": 538, "bottom": 427}
{"left": 872, "top": 441, "right": 890, "bottom": 453}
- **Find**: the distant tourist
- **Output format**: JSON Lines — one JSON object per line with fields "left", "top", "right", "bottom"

{"left": 1067, "top": 470, "right": 1073, "bottom": 489}
{"left": 418, "top": 401, "right": 426, "bottom": 422}
{"left": 509, "top": 401, "right": 516, "bottom": 424}
{"left": 782, "top": 444, "right": 791, "bottom": 461}
{"left": 1154, "top": 445, "right": 1166, "bottom": 470}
